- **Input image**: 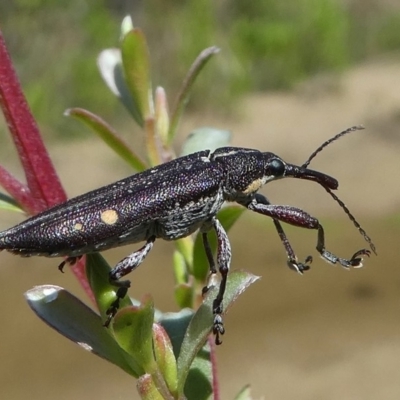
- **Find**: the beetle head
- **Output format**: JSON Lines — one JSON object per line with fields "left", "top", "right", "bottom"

{"left": 263, "top": 152, "right": 338, "bottom": 190}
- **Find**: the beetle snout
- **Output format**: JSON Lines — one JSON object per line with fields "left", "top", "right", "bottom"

{"left": 285, "top": 164, "right": 338, "bottom": 190}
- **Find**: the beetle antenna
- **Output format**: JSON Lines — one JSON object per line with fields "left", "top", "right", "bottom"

{"left": 324, "top": 186, "right": 377, "bottom": 255}
{"left": 302, "top": 125, "right": 364, "bottom": 168}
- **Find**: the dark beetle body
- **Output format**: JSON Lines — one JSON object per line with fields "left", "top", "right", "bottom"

{"left": 0, "top": 145, "right": 373, "bottom": 344}
{"left": 0, "top": 147, "right": 330, "bottom": 258}
{"left": 0, "top": 149, "right": 222, "bottom": 257}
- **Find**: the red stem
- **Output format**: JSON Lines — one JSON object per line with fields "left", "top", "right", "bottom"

{"left": 0, "top": 30, "right": 66, "bottom": 210}
{"left": 0, "top": 166, "right": 37, "bottom": 214}
{"left": 0, "top": 29, "right": 92, "bottom": 300}
{"left": 208, "top": 336, "right": 220, "bottom": 400}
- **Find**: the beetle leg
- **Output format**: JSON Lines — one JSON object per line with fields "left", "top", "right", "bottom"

{"left": 201, "top": 228, "right": 228, "bottom": 344}
{"left": 272, "top": 218, "right": 313, "bottom": 273}
{"left": 201, "top": 232, "right": 217, "bottom": 295}
{"left": 245, "top": 195, "right": 370, "bottom": 269}
{"left": 104, "top": 236, "right": 156, "bottom": 326}
{"left": 252, "top": 194, "right": 312, "bottom": 273}
{"left": 58, "top": 256, "right": 82, "bottom": 273}
{"left": 201, "top": 217, "right": 231, "bottom": 345}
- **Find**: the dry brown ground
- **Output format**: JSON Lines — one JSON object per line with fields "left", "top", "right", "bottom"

{"left": 0, "top": 58, "right": 400, "bottom": 399}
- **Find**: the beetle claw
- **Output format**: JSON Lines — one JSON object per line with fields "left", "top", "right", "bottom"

{"left": 287, "top": 255, "right": 312, "bottom": 274}
{"left": 349, "top": 248, "right": 371, "bottom": 268}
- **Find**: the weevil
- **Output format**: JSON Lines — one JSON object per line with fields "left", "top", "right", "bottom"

{"left": 0, "top": 126, "right": 376, "bottom": 344}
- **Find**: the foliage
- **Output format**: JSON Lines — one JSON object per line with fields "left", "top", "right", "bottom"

{"left": 2, "top": 1, "right": 400, "bottom": 139}
{"left": 0, "top": 0, "right": 120, "bottom": 138}
{"left": 0, "top": 16, "right": 259, "bottom": 399}
{"left": 229, "top": 0, "right": 350, "bottom": 89}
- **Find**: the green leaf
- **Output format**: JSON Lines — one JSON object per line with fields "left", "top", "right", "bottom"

{"left": 112, "top": 297, "right": 156, "bottom": 374}
{"left": 120, "top": 15, "right": 134, "bottom": 38}
{"left": 0, "top": 192, "right": 24, "bottom": 212}
{"left": 173, "top": 250, "right": 187, "bottom": 285}
{"left": 24, "top": 285, "right": 139, "bottom": 376}
{"left": 85, "top": 253, "right": 133, "bottom": 324}
{"left": 193, "top": 205, "right": 245, "bottom": 281}
{"left": 176, "top": 270, "right": 260, "bottom": 395}
{"left": 137, "top": 375, "right": 165, "bottom": 400}
{"left": 155, "top": 86, "right": 170, "bottom": 146}
{"left": 66, "top": 108, "right": 147, "bottom": 171}
{"left": 174, "top": 283, "right": 194, "bottom": 309}
{"left": 153, "top": 324, "right": 178, "bottom": 396}
{"left": 234, "top": 385, "right": 254, "bottom": 400}
{"left": 180, "top": 127, "right": 231, "bottom": 156}
{"left": 175, "top": 237, "right": 194, "bottom": 269}
{"left": 169, "top": 46, "right": 220, "bottom": 144}
{"left": 183, "top": 346, "right": 212, "bottom": 400}
{"left": 159, "top": 309, "right": 194, "bottom": 358}
{"left": 97, "top": 48, "right": 144, "bottom": 124}
{"left": 121, "top": 29, "right": 153, "bottom": 123}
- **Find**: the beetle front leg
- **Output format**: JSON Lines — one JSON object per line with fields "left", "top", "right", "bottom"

{"left": 104, "top": 236, "right": 156, "bottom": 326}
{"left": 250, "top": 194, "right": 312, "bottom": 273}
{"left": 246, "top": 196, "right": 370, "bottom": 269}
{"left": 201, "top": 217, "right": 231, "bottom": 345}
{"left": 272, "top": 218, "right": 313, "bottom": 273}
{"left": 315, "top": 224, "right": 370, "bottom": 267}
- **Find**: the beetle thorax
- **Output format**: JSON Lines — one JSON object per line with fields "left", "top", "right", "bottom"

{"left": 210, "top": 147, "right": 267, "bottom": 201}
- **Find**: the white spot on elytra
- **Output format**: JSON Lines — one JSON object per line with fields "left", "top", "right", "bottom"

{"left": 100, "top": 209, "right": 119, "bottom": 225}
{"left": 74, "top": 223, "right": 83, "bottom": 231}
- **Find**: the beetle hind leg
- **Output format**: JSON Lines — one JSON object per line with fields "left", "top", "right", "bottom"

{"left": 58, "top": 256, "right": 82, "bottom": 273}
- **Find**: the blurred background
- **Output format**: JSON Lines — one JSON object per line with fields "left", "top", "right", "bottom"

{"left": 1, "top": 1, "right": 400, "bottom": 399}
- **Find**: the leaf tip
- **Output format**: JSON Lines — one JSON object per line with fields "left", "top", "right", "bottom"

{"left": 120, "top": 15, "right": 134, "bottom": 38}
{"left": 25, "top": 284, "right": 61, "bottom": 303}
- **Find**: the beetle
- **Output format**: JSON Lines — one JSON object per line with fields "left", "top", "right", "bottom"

{"left": 0, "top": 126, "right": 375, "bottom": 344}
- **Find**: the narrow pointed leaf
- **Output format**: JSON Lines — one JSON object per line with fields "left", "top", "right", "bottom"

{"left": 180, "top": 127, "right": 231, "bottom": 156}
{"left": 174, "top": 283, "right": 194, "bottom": 309}
{"left": 137, "top": 375, "right": 165, "bottom": 400}
{"left": 121, "top": 29, "right": 153, "bottom": 123}
{"left": 169, "top": 47, "right": 220, "bottom": 143}
{"left": 144, "top": 116, "right": 160, "bottom": 167}
{"left": 193, "top": 205, "right": 245, "bottom": 281}
{"left": 120, "top": 15, "right": 134, "bottom": 38}
{"left": 66, "top": 108, "right": 147, "bottom": 171}
{"left": 183, "top": 349, "right": 213, "bottom": 400}
{"left": 175, "top": 237, "right": 194, "bottom": 270}
{"left": 155, "top": 87, "right": 170, "bottom": 145}
{"left": 177, "top": 270, "right": 260, "bottom": 394}
{"left": 112, "top": 297, "right": 156, "bottom": 373}
{"left": 97, "top": 49, "right": 144, "bottom": 123}
{"left": 173, "top": 250, "right": 187, "bottom": 285}
{"left": 234, "top": 385, "right": 254, "bottom": 400}
{"left": 85, "top": 253, "right": 133, "bottom": 323}
{"left": 0, "top": 191, "right": 24, "bottom": 212}
{"left": 97, "top": 49, "right": 123, "bottom": 97}
{"left": 25, "top": 285, "right": 138, "bottom": 376}
{"left": 153, "top": 324, "right": 178, "bottom": 396}
{"left": 158, "top": 309, "right": 194, "bottom": 359}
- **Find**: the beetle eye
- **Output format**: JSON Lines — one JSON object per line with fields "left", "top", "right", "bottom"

{"left": 269, "top": 159, "right": 285, "bottom": 176}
